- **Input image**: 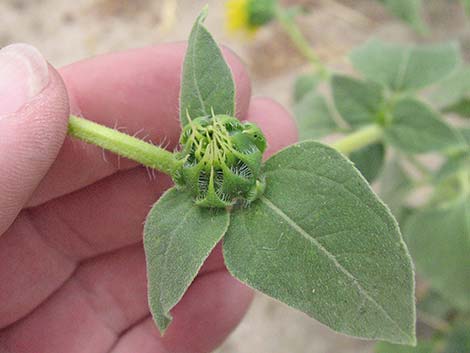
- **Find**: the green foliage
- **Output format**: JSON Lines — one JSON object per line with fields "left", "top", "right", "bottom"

{"left": 293, "top": 91, "right": 339, "bottom": 139}
{"left": 433, "top": 67, "right": 470, "bottom": 117}
{"left": 332, "top": 75, "right": 385, "bottom": 127}
{"left": 145, "top": 7, "right": 423, "bottom": 345}
{"left": 224, "top": 141, "right": 416, "bottom": 345}
{"left": 293, "top": 72, "right": 322, "bottom": 103}
{"left": 349, "top": 143, "right": 385, "bottom": 183}
{"left": 376, "top": 0, "right": 427, "bottom": 34}
{"left": 350, "top": 40, "right": 460, "bottom": 92}
{"left": 405, "top": 198, "right": 470, "bottom": 311}
{"left": 179, "top": 7, "right": 235, "bottom": 126}
{"left": 144, "top": 188, "right": 230, "bottom": 333}
{"left": 384, "top": 98, "right": 459, "bottom": 154}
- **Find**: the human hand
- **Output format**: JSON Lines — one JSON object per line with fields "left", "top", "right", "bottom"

{"left": 0, "top": 43, "right": 297, "bottom": 353}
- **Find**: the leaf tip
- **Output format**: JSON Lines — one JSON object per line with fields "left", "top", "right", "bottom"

{"left": 198, "top": 4, "right": 209, "bottom": 23}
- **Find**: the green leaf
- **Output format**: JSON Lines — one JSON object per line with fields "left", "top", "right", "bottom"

{"left": 294, "top": 92, "right": 339, "bottom": 140}
{"left": 350, "top": 39, "right": 460, "bottom": 92}
{"left": 385, "top": 98, "right": 459, "bottom": 154}
{"left": 144, "top": 188, "right": 230, "bottom": 333}
{"left": 332, "top": 75, "right": 385, "bottom": 127}
{"left": 223, "top": 141, "right": 416, "bottom": 344}
{"left": 349, "top": 143, "right": 386, "bottom": 183}
{"left": 179, "top": 7, "right": 235, "bottom": 126}
{"left": 375, "top": 340, "right": 438, "bottom": 353}
{"left": 405, "top": 198, "right": 470, "bottom": 311}
{"left": 432, "top": 67, "right": 470, "bottom": 110}
{"left": 376, "top": 0, "right": 427, "bottom": 34}
{"left": 293, "top": 73, "right": 322, "bottom": 103}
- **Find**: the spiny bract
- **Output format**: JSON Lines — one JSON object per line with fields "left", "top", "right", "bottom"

{"left": 173, "top": 114, "right": 267, "bottom": 208}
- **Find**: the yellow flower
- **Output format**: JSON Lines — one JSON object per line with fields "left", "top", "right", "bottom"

{"left": 226, "top": 0, "right": 277, "bottom": 35}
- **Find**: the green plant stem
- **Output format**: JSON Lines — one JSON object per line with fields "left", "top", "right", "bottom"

{"left": 331, "top": 125, "right": 384, "bottom": 155}
{"left": 68, "top": 116, "right": 383, "bottom": 173}
{"left": 67, "top": 115, "right": 180, "bottom": 175}
{"left": 275, "top": 8, "right": 329, "bottom": 78}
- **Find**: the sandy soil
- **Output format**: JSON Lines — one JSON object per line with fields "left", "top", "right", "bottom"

{"left": 1, "top": 1, "right": 467, "bottom": 352}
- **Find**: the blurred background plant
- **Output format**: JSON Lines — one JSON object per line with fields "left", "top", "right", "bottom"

{"left": 1, "top": 0, "right": 469, "bottom": 352}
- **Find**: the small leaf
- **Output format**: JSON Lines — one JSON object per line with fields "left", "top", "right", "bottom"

{"left": 179, "top": 7, "right": 235, "bottom": 126}
{"left": 385, "top": 98, "right": 459, "bottom": 154}
{"left": 431, "top": 67, "right": 470, "bottom": 111}
{"left": 294, "top": 92, "right": 339, "bottom": 140}
{"left": 332, "top": 74, "right": 385, "bottom": 127}
{"left": 350, "top": 39, "right": 460, "bottom": 92}
{"left": 293, "top": 73, "right": 322, "bottom": 103}
{"left": 405, "top": 198, "right": 470, "bottom": 311}
{"left": 223, "top": 141, "right": 416, "bottom": 344}
{"left": 376, "top": 0, "right": 427, "bottom": 34}
{"left": 349, "top": 143, "right": 386, "bottom": 183}
{"left": 144, "top": 188, "right": 230, "bottom": 333}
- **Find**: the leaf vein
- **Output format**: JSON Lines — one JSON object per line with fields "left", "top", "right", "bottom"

{"left": 260, "top": 195, "right": 411, "bottom": 340}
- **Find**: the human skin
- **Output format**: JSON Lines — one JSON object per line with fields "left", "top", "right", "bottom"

{"left": 0, "top": 43, "right": 297, "bottom": 353}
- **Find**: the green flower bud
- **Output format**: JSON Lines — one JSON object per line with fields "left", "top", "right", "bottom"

{"left": 173, "top": 114, "right": 267, "bottom": 208}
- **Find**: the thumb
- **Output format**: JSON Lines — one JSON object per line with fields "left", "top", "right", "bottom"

{"left": 0, "top": 44, "right": 69, "bottom": 235}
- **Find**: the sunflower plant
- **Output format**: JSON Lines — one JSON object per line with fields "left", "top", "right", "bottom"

{"left": 67, "top": 6, "right": 419, "bottom": 347}
{"left": 226, "top": 0, "right": 470, "bottom": 351}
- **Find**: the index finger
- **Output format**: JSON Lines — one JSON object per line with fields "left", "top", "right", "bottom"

{"left": 28, "top": 43, "right": 251, "bottom": 207}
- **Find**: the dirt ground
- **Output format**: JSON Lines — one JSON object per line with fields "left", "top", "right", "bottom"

{"left": 1, "top": 0, "right": 467, "bottom": 352}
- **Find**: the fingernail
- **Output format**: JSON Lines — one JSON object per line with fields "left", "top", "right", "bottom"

{"left": 0, "top": 43, "right": 49, "bottom": 117}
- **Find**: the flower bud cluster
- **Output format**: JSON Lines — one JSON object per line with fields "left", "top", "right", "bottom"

{"left": 173, "top": 114, "right": 267, "bottom": 208}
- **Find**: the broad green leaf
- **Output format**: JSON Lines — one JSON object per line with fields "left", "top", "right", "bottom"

{"left": 375, "top": 340, "right": 438, "bottom": 353}
{"left": 405, "top": 198, "right": 470, "bottom": 311}
{"left": 293, "top": 72, "right": 322, "bottom": 103}
{"left": 379, "top": 158, "right": 413, "bottom": 223}
{"left": 350, "top": 39, "right": 460, "bottom": 92}
{"left": 294, "top": 92, "right": 339, "bottom": 140}
{"left": 349, "top": 143, "right": 385, "bottom": 183}
{"left": 144, "top": 188, "right": 230, "bottom": 333}
{"left": 445, "top": 319, "right": 470, "bottom": 352}
{"left": 223, "top": 141, "right": 416, "bottom": 344}
{"left": 332, "top": 75, "right": 385, "bottom": 127}
{"left": 179, "top": 7, "right": 235, "bottom": 126}
{"left": 376, "top": 0, "right": 427, "bottom": 34}
{"left": 432, "top": 67, "right": 470, "bottom": 110}
{"left": 385, "top": 98, "right": 459, "bottom": 154}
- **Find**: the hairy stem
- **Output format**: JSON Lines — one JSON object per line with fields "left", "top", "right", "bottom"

{"left": 275, "top": 8, "right": 329, "bottom": 78}
{"left": 331, "top": 125, "right": 384, "bottom": 155}
{"left": 67, "top": 115, "right": 180, "bottom": 175}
